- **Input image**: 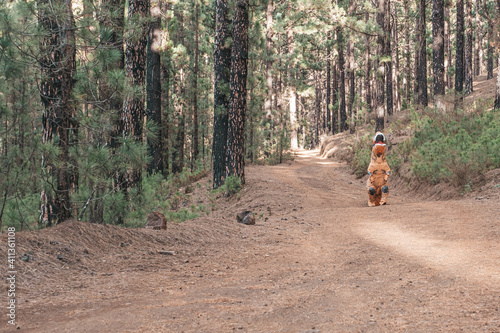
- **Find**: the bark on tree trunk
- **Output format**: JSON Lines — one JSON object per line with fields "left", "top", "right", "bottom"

{"left": 337, "top": 28, "right": 347, "bottom": 132}
{"left": 226, "top": 0, "right": 249, "bottom": 184}
{"left": 455, "top": 0, "right": 465, "bottom": 95}
{"left": 495, "top": 55, "right": 500, "bottom": 109}
{"left": 348, "top": 0, "right": 356, "bottom": 132}
{"left": 487, "top": 23, "right": 493, "bottom": 80}
{"left": 326, "top": 31, "right": 332, "bottom": 133}
{"left": 288, "top": 21, "right": 298, "bottom": 150}
{"left": 192, "top": 0, "right": 200, "bottom": 168}
{"left": 392, "top": 6, "right": 401, "bottom": 114}
{"left": 433, "top": 0, "right": 445, "bottom": 107}
{"left": 493, "top": 0, "right": 500, "bottom": 108}
{"left": 332, "top": 59, "right": 338, "bottom": 134}
{"left": 385, "top": 0, "right": 393, "bottom": 117}
{"left": 39, "top": 0, "right": 77, "bottom": 223}
{"left": 417, "top": 0, "right": 428, "bottom": 107}
{"left": 172, "top": 9, "right": 185, "bottom": 175}
{"left": 376, "top": 0, "right": 386, "bottom": 131}
{"left": 317, "top": 69, "right": 323, "bottom": 143}
{"left": 365, "top": 13, "right": 372, "bottom": 114}
{"left": 265, "top": 0, "right": 274, "bottom": 120}
{"left": 122, "top": 0, "right": 149, "bottom": 192}
{"left": 444, "top": 6, "right": 451, "bottom": 89}
{"left": 147, "top": 0, "right": 163, "bottom": 174}
{"left": 464, "top": 0, "right": 473, "bottom": 94}
{"left": 212, "top": 0, "right": 231, "bottom": 189}
{"left": 474, "top": 0, "right": 482, "bottom": 77}
{"left": 404, "top": 0, "right": 411, "bottom": 105}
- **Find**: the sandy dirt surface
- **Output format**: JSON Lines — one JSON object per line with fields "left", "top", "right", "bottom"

{"left": 3, "top": 150, "right": 500, "bottom": 332}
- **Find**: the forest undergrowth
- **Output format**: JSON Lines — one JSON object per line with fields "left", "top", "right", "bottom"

{"left": 346, "top": 100, "right": 500, "bottom": 195}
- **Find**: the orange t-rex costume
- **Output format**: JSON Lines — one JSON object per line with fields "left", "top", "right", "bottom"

{"left": 367, "top": 132, "right": 391, "bottom": 206}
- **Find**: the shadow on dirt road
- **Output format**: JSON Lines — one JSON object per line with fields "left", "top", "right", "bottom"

{"left": 10, "top": 150, "right": 500, "bottom": 332}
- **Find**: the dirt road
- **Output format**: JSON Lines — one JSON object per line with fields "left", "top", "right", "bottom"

{"left": 11, "top": 151, "right": 500, "bottom": 332}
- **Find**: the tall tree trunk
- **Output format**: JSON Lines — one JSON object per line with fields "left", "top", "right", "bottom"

{"left": 392, "top": 5, "right": 401, "bottom": 114}
{"left": 264, "top": 0, "right": 274, "bottom": 120}
{"left": 495, "top": 1, "right": 500, "bottom": 109}
{"left": 376, "top": 0, "right": 386, "bottom": 131}
{"left": 147, "top": 0, "right": 163, "bottom": 174}
{"left": 348, "top": 0, "right": 356, "bottom": 133}
{"left": 332, "top": 59, "right": 338, "bottom": 134}
{"left": 172, "top": 9, "right": 185, "bottom": 174}
{"left": 348, "top": 45, "right": 355, "bottom": 134}
{"left": 417, "top": 0, "right": 428, "bottom": 106}
{"left": 337, "top": 28, "right": 347, "bottom": 132}
{"left": 455, "top": 0, "right": 465, "bottom": 95}
{"left": 288, "top": 19, "right": 298, "bottom": 150}
{"left": 385, "top": 0, "right": 393, "bottom": 117}
{"left": 495, "top": 55, "right": 500, "bottom": 109}
{"left": 326, "top": 32, "right": 332, "bottom": 133}
{"left": 226, "top": 0, "right": 248, "bottom": 183}
{"left": 122, "top": 0, "right": 149, "bottom": 192}
{"left": 464, "top": 0, "right": 473, "bottom": 94}
{"left": 404, "top": 0, "right": 411, "bottom": 105}
{"left": 365, "top": 13, "right": 372, "bottom": 114}
{"left": 212, "top": 0, "right": 231, "bottom": 188}
{"left": 487, "top": 20, "right": 493, "bottom": 80}
{"left": 172, "top": 93, "right": 185, "bottom": 174}
{"left": 314, "top": 69, "right": 322, "bottom": 145}
{"left": 414, "top": 8, "right": 420, "bottom": 96}
{"left": 192, "top": 0, "right": 200, "bottom": 167}
{"left": 444, "top": 6, "right": 451, "bottom": 89}
{"left": 39, "top": 0, "right": 76, "bottom": 223}
{"left": 474, "top": 0, "right": 482, "bottom": 77}
{"left": 433, "top": 0, "right": 445, "bottom": 107}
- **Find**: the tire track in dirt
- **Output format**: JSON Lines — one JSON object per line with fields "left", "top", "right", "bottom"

{"left": 12, "top": 150, "right": 500, "bottom": 332}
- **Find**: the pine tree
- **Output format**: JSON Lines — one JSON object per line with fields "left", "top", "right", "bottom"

{"left": 265, "top": 0, "right": 274, "bottom": 120}
{"left": 376, "top": 0, "right": 386, "bottom": 131}
{"left": 495, "top": 0, "right": 500, "bottom": 109}
{"left": 347, "top": 0, "right": 356, "bottom": 133}
{"left": 337, "top": 27, "right": 347, "bottom": 132}
{"left": 226, "top": 0, "right": 249, "bottom": 184}
{"left": 416, "top": 0, "right": 428, "bottom": 106}
{"left": 464, "top": 0, "right": 473, "bottom": 94}
{"left": 38, "top": 0, "right": 77, "bottom": 223}
{"left": 385, "top": 0, "right": 393, "bottom": 117}
{"left": 432, "top": 0, "right": 445, "bottom": 104}
{"left": 212, "top": 0, "right": 231, "bottom": 189}
{"left": 326, "top": 32, "right": 332, "bottom": 133}
{"left": 122, "top": 0, "right": 149, "bottom": 192}
{"left": 288, "top": 14, "right": 298, "bottom": 150}
{"left": 455, "top": 0, "right": 465, "bottom": 94}
{"left": 146, "top": 0, "right": 163, "bottom": 174}
{"left": 365, "top": 13, "right": 373, "bottom": 113}
{"left": 191, "top": 0, "right": 200, "bottom": 167}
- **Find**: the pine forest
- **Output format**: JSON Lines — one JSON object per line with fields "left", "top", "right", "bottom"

{"left": 1, "top": 0, "right": 500, "bottom": 229}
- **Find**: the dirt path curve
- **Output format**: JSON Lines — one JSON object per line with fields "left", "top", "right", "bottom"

{"left": 16, "top": 151, "right": 500, "bottom": 332}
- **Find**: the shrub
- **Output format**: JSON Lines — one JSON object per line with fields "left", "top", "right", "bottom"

{"left": 215, "top": 175, "right": 242, "bottom": 197}
{"left": 403, "top": 108, "right": 500, "bottom": 187}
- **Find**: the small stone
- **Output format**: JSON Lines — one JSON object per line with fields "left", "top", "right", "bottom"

{"left": 145, "top": 211, "right": 167, "bottom": 230}
{"left": 157, "top": 250, "right": 175, "bottom": 255}
{"left": 237, "top": 211, "right": 255, "bottom": 225}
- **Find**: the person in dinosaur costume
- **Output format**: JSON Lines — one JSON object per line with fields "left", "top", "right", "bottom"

{"left": 367, "top": 132, "right": 391, "bottom": 206}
